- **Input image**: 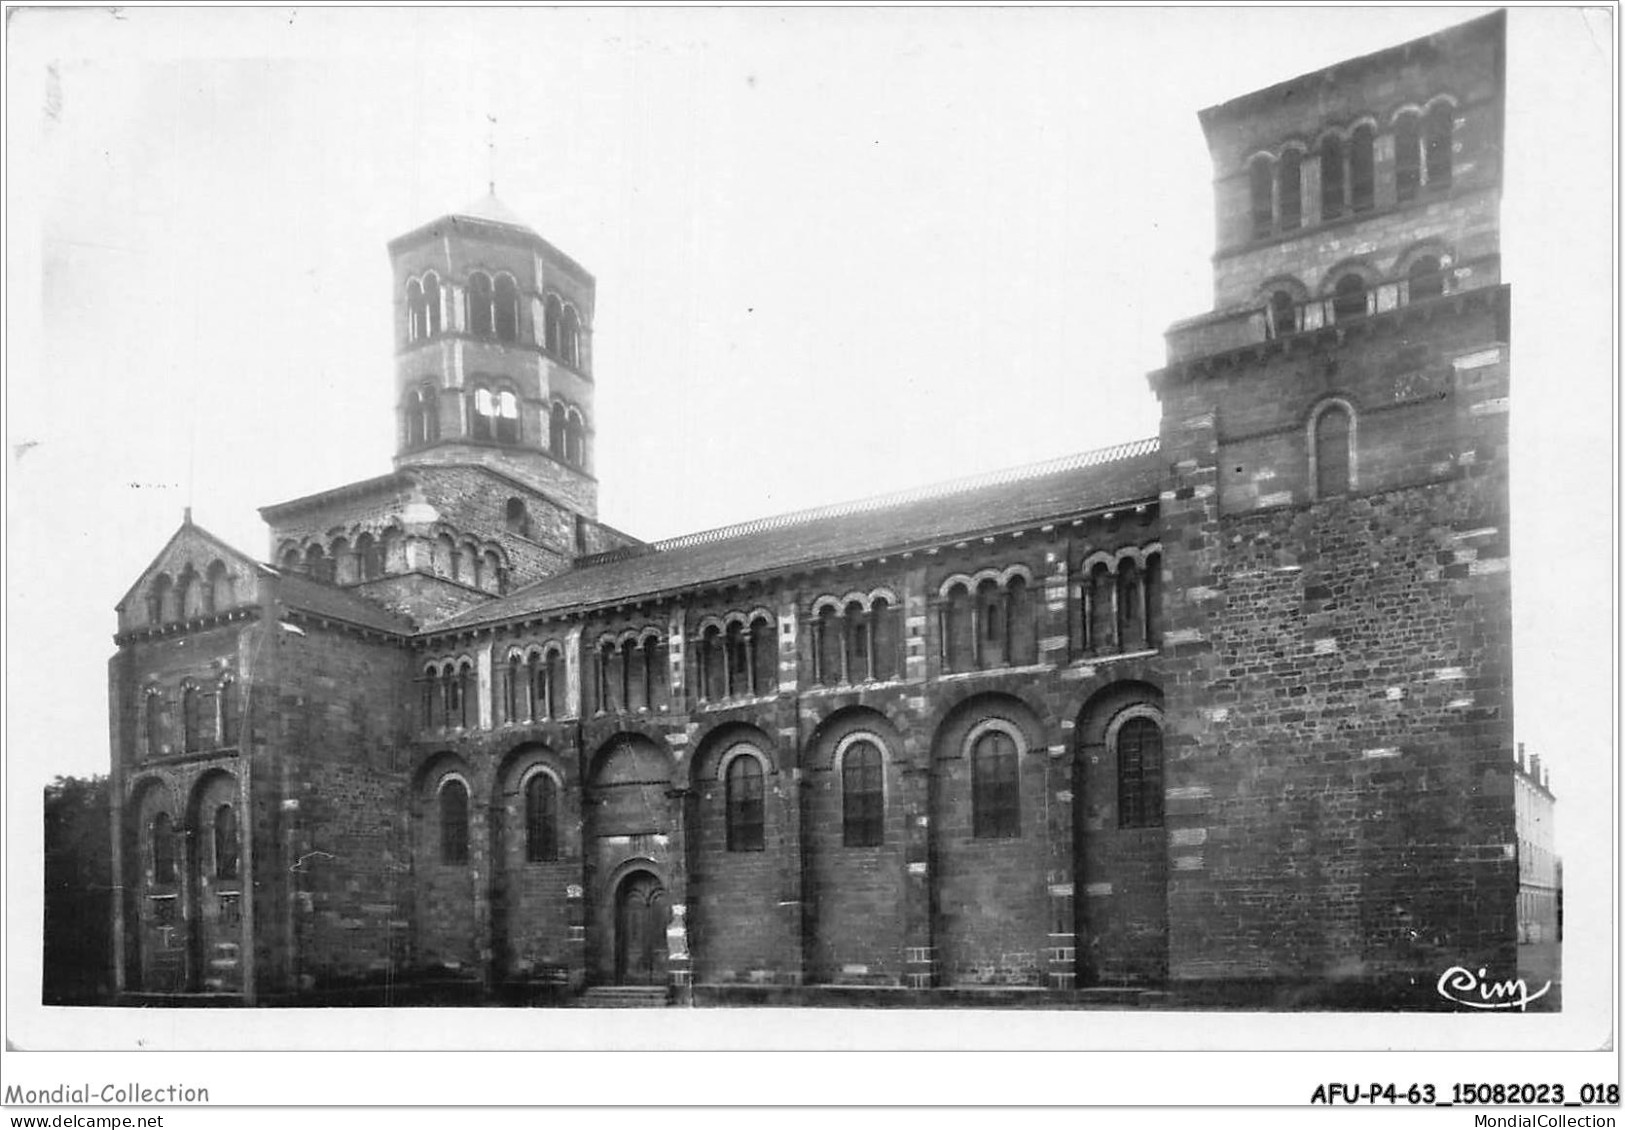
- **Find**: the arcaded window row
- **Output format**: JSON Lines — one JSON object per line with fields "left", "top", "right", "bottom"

{"left": 1247, "top": 99, "right": 1455, "bottom": 241}
{"left": 425, "top": 719, "right": 1165, "bottom": 868}
{"left": 403, "top": 270, "right": 587, "bottom": 371}
{"left": 142, "top": 676, "right": 240, "bottom": 759}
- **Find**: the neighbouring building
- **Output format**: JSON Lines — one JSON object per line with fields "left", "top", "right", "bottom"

{"left": 1513, "top": 744, "right": 1558, "bottom": 946}
{"left": 105, "top": 11, "right": 1518, "bottom": 1008}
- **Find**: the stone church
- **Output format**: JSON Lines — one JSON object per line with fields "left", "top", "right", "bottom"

{"left": 106, "top": 12, "right": 1516, "bottom": 1007}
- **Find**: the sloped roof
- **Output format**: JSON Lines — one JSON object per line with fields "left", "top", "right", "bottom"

{"left": 427, "top": 438, "right": 1162, "bottom": 634}
{"left": 272, "top": 570, "right": 417, "bottom": 635}
{"left": 115, "top": 514, "right": 266, "bottom": 611}
{"left": 452, "top": 191, "right": 534, "bottom": 231}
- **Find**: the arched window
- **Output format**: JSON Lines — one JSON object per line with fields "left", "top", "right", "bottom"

{"left": 1007, "top": 575, "right": 1035, "bottom": 665}
{"left": 218, "top": 677, "right": 239, "bottom": 747}
{"left": 495, "top": 389, "right": 520, "bottom": 445}
{"left": 330, "top": 537, "right": 353, "bottom": 585}
{"left": 975, "top": 578, "right": 1004, "bottom": 668}
{"left": 494, "top": 275, "right": 520, "bottom": 342}
{"left": 543, "top": 294, "right": 563, "bottom": 355}
{"left": 749, "top": 615, "right": 776, "bottom": 694}
{"left": 623, "top": 639, "right": 646, "bottom": 712}
{"left": 841, "top": 740, "right": 884, "bottom": 847}
{"left": 815, "top": 604, "right": 842, "bottom": 685}
{"left": 1088, "top": 562, "right": 1115, "bottom": 653}
{"left": 405, "top": 385, "right": 439, "bottom": 448}
{"left": 1319, "top": 134, "right": 1345, "bottom": 220}
{"left": 870, "top": 597, "right": 898, "bottom": 681}
{"left": 1349, "top": 124, "right": 1375, "bottom": 212}
{"left": 725, "top": 754, "right": 765, "bottom": 852}
{"left": 844, "top": 601, "right": 870, "bottom": 682}
{"left": 206, "top": 559, "right": 232, "bottom": 612}
{"left": 1116, "top": 560, "right": 1143, "bottom": 652}
{"left": 214, "top": 803, "right": 240, "bottom": 879}
{"left": 527, "top": 652, "right": 545, "bottom": 722}
{"left": 1331, "top": 273, "right": 1367, "bottom": 322}
{"left": 177, "top": 567, "right": 202, "bottom": 619}
{"left": 505, "top": 654, "right": 524, "bottom": 724}
{"left": 483, "top": 550, "right": 504, "bottom": 594}
{"left": 421, "top": 666, "right": 439, "bottom": 729}
{"left": 646, "top": 636, "right": 669, "bottom": 711}
{"left": 443, "top": 663, "right": 463, "bottom": 727}
{"left": 1408, "top": 254, "right": 1444, "bottom": 303}
{"left": 406, "top": 279, "right": 425, "bottom": 342}
{"left": 1249, "top": 155, "right": 1274, "bottom": 239}
{"left": 564, "top": 410, "right": 585, "bottom": 467}
{"left": 305, "top": 544, "right": 332, "bottom": 583}
{"left": 525, "top": 773, "right": 559, "bottom": 862}
{"left": 560, "top": 306, "right": 582, "bottom": 369}
{"left": 380, "top": 527, "right": 402, "bottom": 574}
{"left": 181, "top": 683, "right": 204, "bottom": 752}
{"left": 971, "top": 729, "right": 1020, "bottom": 839}
{"left": 1424, "top": 102, "right": 1453, "bottom": 190}
{"left": 1395, "top": 112, "right": 1421, "bottom": 202}
{"left": 151, "top": 812, "right": 177, "bottom": 885}
{"left": 145, "top": 690, "right": 165, "bottom": 756}
{"left": 1277, "top": 148, "right": 1302, "bottom": 231}
{"left": 458, "top": 661, "right": 475, "bottom": 728}
{"left": 467, "top": 273, "right": 495, "bottom": 337}
{"left": 1144, "top": 552, "right": 1164, "bottom": 648}
{"left": 1267, "top": 289, "right": 1297, "bottom": 339}
{"left": 149, "top": 574, "right": 172, "bottom": 625}
{"left": 439, "top": 779, "right": 470, "bottom": 864}
{"left": 505, "top": 497, "right": 533, "bottom": 538}
{"left": 1314, "top": 405, "right": 1352, "bottom": 499}
{"left": 435, "top": 533, "right": 456, "bottom": 577}
{"left": 549, "top": 403, "right": 566, "bottom": 458}
{"left": 724, "top": 621, "right": 748, "bottom": 698}
{"left": 546, "top": 649, "right": 566, "bottom": 719}
{"left": 422, "top": 274, "right": 442, "bottom": 337}
{"left": 1116, "top": 716, "right": 1164, "bottom": 829}
{"left": 471, "top": 386, "right": 496, "bottom": 441}
{"left": 942, "top": 583, "right": 973, "bottom": 672}
{"left": 355, "top": 533, "right": 381, "bottom": 581}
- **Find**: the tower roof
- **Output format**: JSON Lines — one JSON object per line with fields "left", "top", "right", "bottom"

{"left": 450, "top": 190, "right": 535, "bottom": 232}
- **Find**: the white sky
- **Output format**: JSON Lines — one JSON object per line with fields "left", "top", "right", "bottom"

{"left": 1, "top": 0, "right": 1617, "bottom": 1082}
{"left": 4, "top": 8, "right": 1613, "bottom": 865}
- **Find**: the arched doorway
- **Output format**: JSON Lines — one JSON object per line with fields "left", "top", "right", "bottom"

{"left": 614, "top": 870, "right": 668, "bottom": 986}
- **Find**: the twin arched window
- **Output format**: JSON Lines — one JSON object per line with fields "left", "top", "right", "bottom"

{"left": 406, "top": 274, "right": 443, "bottom": 342}
{"left": 405, "top": 385, "right": 439, "bottom": 448}
{"left": 543, "top": 295, "right": 584, "bottom": 369}
{"left": 466, "top": 273, "right": 521, "bottom": 343}
{"left": 971, "top": 729, "right": 1020, "bottom": 839}
{"left": 549, "top": 402, "right": 587, "bottom": 467}
{"left": 471, "top": 385, "right": 520, "bottom": 444}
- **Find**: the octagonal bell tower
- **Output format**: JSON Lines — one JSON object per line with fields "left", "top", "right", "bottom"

{"left": 388, "top": 193, "right": 600, "bottom": 518}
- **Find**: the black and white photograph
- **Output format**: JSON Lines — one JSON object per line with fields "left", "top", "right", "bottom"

{"left": 3, "top": 2, "right": 1616, "bottom": 1112}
